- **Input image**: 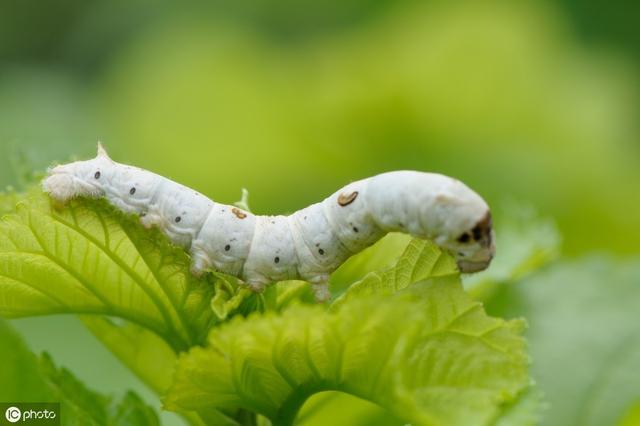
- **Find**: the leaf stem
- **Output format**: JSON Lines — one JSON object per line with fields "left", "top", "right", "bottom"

{"left": 235, "top": 409, "right": 258, "bottom": 426}
{"left": 272, "top": 384, "right": 329, "bottom": 426}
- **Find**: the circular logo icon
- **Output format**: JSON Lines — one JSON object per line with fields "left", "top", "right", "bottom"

{"left": 5, "top": 406, "right": 21, "bottom": 423}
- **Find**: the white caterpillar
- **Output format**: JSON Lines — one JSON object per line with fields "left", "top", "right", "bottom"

{"left": 43, "top": 144, "right": 495, "bottom": 301}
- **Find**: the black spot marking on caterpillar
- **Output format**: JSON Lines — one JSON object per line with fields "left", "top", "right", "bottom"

{"left": 338, "top": 191, "right": 358, "bottom": 206}
{"left": 225, "top": 244, "right": 231, "bottom": 251}
{"left": 94, "top": 171, "right": 101, "bottom": 179}
{"left": 175, "top": 216, "right": 181, "bottom": 223}
{"left": 274, "top": 256, "right": 280, "bottom": 263}
{"left": 318, "top": 248, "right": 325, "bottom": 255}
{"left": 130, "top": 187, "right": 136, "bottom": 195}
{"left": 353, "top": 226, "right": 359, "bottom": 233}
{"left": 458, "top": 233, "right": 470, "bottom": 243}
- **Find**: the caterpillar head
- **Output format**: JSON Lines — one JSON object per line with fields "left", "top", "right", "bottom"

{"left": 424, "top": 181, "right": 495, "bottom": 273}
{"left": 42, "top": 143, "right": 114, "bottom": 202}
{"left": 441, "top": 210, "right": 495, "bottom": 273}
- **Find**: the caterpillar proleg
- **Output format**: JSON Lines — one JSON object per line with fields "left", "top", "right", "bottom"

{"left": 43, "top": 144, "right": 495, "bottom": 301}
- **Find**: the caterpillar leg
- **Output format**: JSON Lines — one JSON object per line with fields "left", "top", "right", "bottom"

{"left": 189, "top": 243, "right": 210, "bottom": 276}
{"left": 245, "top": 279, "right": 268, "bottom": 293}
{"left": 311, "top": 282, "right": 331, "bottom": 303}
{"left": 304, "top": 273, "right": 332, "bottom": 302}
{"left": 140, "top": 212, "right": 163, "bottom": 229}
{"left": 189, "top": 255, "right": 209, "bottom": 277}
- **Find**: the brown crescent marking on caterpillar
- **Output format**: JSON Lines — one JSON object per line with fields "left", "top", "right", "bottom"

{"left": 338, "top": 191, "right": 358, "bottom": 206}
{"left": 232, "top": 207, "right": 247, "bottom": 219}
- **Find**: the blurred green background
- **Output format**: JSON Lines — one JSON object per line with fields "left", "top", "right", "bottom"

{"left": 1, "top": 0, "right": 638, "bottom": 424}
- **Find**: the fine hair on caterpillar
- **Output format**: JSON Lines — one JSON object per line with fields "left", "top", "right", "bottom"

{"left": 43, "top": 144, "right": 495, "bottom": 301}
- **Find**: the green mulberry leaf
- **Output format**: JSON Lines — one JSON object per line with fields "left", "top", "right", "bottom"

{"left": 331, "top": 237, "right": 458, "bottom": 308}
{"left": 1, "top": 188, "right": 535, "bottom": 425}
{"left": 0, "top": 193, "right": 216, "bottom": 351}
{"left": 165, "top": 275, "right": 529, "bottom": 426}
{"left": 329, "top": 233, "right": 412, "bottom": 295}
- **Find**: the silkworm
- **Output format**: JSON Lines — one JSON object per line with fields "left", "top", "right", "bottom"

{"left": 42, "top": 144, "right": 495, "bottom": 301}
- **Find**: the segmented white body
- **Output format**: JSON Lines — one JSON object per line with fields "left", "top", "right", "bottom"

{"left": 43, "top": 145, "right": 495, "bottom": 301}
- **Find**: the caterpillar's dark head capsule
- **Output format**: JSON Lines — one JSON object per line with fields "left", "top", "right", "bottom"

{"left": 452, "top": 212, "right": 495, "bottom": 273}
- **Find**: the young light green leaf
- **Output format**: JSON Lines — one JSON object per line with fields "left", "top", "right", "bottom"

{"left": 210, "top": 272, "right": 315, "bottom": 321}
{"left": 329, "top": 233, "right": 411, "bottom": 295}
{"left": 209, "top": 272, "right": 256, "bottom": 321}
{"left": 0, "top": 193, "right": 216, "bottom": 351}
{"left": 331, "top": 238, "right": 458, "bottom": 308}
{"left": 165, "top": 276, "right": 529, "bottom": 426}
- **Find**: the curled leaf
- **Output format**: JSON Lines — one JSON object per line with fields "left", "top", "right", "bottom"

{"left": 165, "top": 275, "right": 529, "bottom": 426}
